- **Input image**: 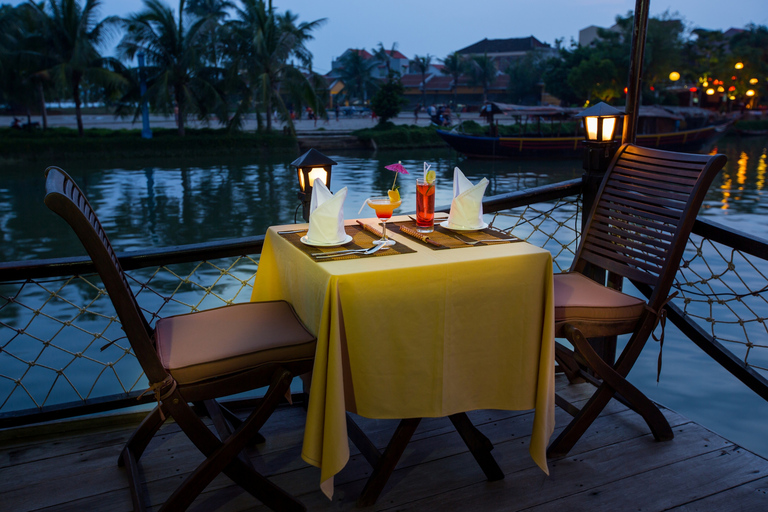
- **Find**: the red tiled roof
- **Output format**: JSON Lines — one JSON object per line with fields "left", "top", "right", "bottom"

{"left": 400, "top": 74, "right": 428, "bottom": 87}
{"left": 425, "top": 75, "right": 454, "bottom": 91}
{"left": 346, "top": 48, "right": 373, "bottom": 59}
{"left": 386, "top": 50, "right": 408, "bottom": 60}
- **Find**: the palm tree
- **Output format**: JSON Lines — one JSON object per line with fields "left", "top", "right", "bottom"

{"left": 410, "top": 54, "right": 431, "bottom": 106}
{"left": 225, "top": 0, "right": 327, "bottom": 133}
{"left": 118, "top": 0, "right": 225, "bottom": 136}
{"left": 440, "top": 52, "right": 465, "bottom": 108}
{"left": 185, "top": 0, "right": 232, "bottom": 68}
{"left": 336, "top": 49, "right": 378, "bottom": 106}
{"left": 0, "top": 5, "right": 43, "bottom": 125}
{"left": 373, "top": 41, "right": 398, "bottom": 78}
{"left": 29, "top": 0, "right": 124, "bottom": 136}
{"left": 468, "top": 54, "right": 497, "bottom": 103}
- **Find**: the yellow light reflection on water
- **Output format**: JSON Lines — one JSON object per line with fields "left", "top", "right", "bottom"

{"left": 719, "top": 173, "right": 732, "bottom": 210}
{"left": 737, "top": 151, "right": 748, "bottom": 186}
{"left": 757, "top": 149, "right": 767, "bottom": 191}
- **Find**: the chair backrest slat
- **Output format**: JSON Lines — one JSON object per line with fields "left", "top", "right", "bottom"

{"left": 575, "top": 144, "right": 727, "bottom": 308}
{"left": 44, "top": 167, "right": 168, "bottom": 382}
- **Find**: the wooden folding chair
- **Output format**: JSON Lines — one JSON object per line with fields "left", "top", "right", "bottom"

{"left": 548, "top": 144, "right": 726, "bottom": 458}
{"left": 44, "top": 167, "right": 317, "bottom": 512}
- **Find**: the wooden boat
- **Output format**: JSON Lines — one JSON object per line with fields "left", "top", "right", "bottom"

{"left": 436, "top": 125, "right": 720, "bottom": 159}
{"left": 439, "top": 102, "right": 722, "bottom": 159}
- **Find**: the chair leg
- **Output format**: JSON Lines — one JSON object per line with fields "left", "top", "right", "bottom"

{"left": 554, "top": 341, "right": 586, "bottom": 383}
{"left": 158, "top": 369, "right": 304, "bottom": 512}
{"left": 548, "top": 323, "right": 673, "bottom": 458}
{"left": 118, "top": 404, "right": 168, "bottom": 512}
{"left": 118, "top": 404, "right": 168, "bottom": 467}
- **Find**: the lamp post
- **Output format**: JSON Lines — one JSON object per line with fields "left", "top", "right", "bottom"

{"left": 137, "top": 52, "right": 152, "bottom": 139}
{"left": 575, "top": 101, "right": 624, "bottom": 366}
{"left": 291, "top": 148, "right": 336, "bottom": 222}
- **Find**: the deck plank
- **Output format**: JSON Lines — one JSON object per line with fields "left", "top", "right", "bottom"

{"left": 666, "top": 475, "right": 768, "bottom": 511}
{"left": 1, "top": 375, "right": 766, "bottom": 512}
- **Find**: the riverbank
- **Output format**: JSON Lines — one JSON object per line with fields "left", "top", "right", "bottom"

{"left": 0, "top": 113, "right": 450, "bottom": 163}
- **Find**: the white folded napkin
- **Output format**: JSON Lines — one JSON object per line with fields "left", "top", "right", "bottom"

{"left": 306, "top": 181, "right": 348, "bottom": 244}
{"left": 447, "top": 167, "right": 489, "bottom": 229}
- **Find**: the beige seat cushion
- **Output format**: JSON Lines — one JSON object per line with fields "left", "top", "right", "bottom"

{"left": 554, "top": 272, "right": 646, "bottom": 336}
{"left": 155, "top": 300, "right": 316, "bottom": 385}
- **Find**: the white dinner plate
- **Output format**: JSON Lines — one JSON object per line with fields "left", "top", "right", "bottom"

{"left": 300, "top": 234, "right": 353, "bottom": 247}
{"left": 439, "top": 220, "right": 489, "bottom": 232}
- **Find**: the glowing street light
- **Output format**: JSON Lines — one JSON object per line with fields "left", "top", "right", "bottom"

{"left": 735, "top": 62, "right": 744, "bottom": 70}
{"left": 669, "top": 71, "right": 680, "bottom": 81}
{"left": 746, "top": 90, "right": 756, "bottom": 97}
{"left": 706, "top": 88, "right": 715, "bottom": 95}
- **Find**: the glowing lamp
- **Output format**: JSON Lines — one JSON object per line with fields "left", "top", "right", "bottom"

{"left": 717, "top": 86, "right": 725, "bottom": 93}
{"left": 706, "top": 88, "right": 715, "bottom": 96}
{"left": 746, "top": 90, "right": 756, "bottom": 97}
{"left": 703, "top": 81, "right": 709, "bottom": 87}
{"left": 576, "top": 101, "right": 623, "bottom": 149}
{"left": 669, "top": 71, "right": 680, "bottom": 81}
{"left": 735, "top": 62, "right": 744, "bottom": 70}
{"left": 750, "top": 78, "right": 759, "bottom": 84}
{"left": 291, "top": 148, "right": 337, "bottom": 221}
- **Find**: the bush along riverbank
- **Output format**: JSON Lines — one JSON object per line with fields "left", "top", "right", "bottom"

{"left": 0, "top": 127, "right": 298, "bottom": 163}
{"left": 351, "top": 122, "right": 445, "bottom": 149}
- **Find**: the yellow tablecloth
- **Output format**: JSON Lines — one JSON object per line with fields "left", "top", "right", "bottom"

{"left": 251, "top": 217, "right": 555, "bottom": 499}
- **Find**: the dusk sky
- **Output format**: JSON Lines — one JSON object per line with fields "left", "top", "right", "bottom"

{"left": 5, "top": 0, "right": 767, "bottom": 73}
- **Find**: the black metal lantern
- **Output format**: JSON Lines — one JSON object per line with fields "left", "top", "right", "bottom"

{"left": 576, "top": 102, "right": 623, "bottom": 145}
{"left": 291, "top": 148, "right": 337, "bottom": 221}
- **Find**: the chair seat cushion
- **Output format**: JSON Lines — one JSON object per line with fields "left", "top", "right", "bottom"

{"left": 155, "top": 300, "right": 316, "bottom": 385}
{"left": 554, "top": 272, "right": 646, "bottom": 336}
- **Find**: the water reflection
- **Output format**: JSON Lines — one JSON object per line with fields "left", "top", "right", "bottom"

{"left": 702, "top": 136, "right": 768, "bottom": 227}
{"left": 0, "top": 135, "right": 765, "bottom": 263}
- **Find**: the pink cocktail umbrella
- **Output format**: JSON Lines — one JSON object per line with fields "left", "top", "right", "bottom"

{"left": 385, "top": 161, "right": 409, "bottom": 190}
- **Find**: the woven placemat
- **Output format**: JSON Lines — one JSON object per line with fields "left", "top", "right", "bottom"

{"left": 392, "top": 220, "right": 521, "bottom": 250}
{"left": 279, "top": 224, "right": 416, "bottom": 261}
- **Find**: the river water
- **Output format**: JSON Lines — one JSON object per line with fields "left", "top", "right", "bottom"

{"left": 1, "top": 134, "right": 767, "bottom": 458}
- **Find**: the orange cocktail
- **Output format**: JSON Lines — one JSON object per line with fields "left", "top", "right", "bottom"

{"left": 367, "top": 196, "right": 401, "bottom": 245}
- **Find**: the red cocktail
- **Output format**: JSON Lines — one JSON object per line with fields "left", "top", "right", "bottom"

{"left": 416, "top": 178, "right": 436, "bottom": 233}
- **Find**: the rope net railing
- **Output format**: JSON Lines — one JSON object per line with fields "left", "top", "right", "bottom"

{"left": 1, "top": 191, "right": 767, "bottom": 423}
{"left": 674, "top": 233, "right": 768, "bottom": 374}
{"left": 489, "top": 195, "right": 582, "bottom": 273}
{"left": 0, "top": 255, "right": 258, "bottom": 415}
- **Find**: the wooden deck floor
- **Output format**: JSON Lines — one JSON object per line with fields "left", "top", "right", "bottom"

{"left": 2, "top": 376, "right": 767, "bottom": 512}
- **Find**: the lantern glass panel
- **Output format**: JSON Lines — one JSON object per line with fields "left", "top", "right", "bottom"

{"left": 601, "top": 117, "right": 616, "bottom": 141}
{"left": 585, "top": 117, "right": 598, "bottom": 141}
{"left": 308, "top": 168, "right": 328, "bottom": 188}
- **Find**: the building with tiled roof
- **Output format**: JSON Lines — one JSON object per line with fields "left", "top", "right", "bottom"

{"left": 457, "top": 36, "right": 557, "bottom": 70}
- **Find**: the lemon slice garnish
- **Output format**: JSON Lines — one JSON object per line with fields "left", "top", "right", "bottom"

{"left": 388, "top": 189, "right": 401, "bottom": 202}
{"left": 425, "top": 170, "right": 436, "bottom": 184}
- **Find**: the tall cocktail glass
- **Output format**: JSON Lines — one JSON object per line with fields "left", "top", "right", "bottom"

{"left": 366, "top": 196, "right": 401, "bottom": 246}
{"left": 415, "top": 178, "right": 436, "bottom": 233}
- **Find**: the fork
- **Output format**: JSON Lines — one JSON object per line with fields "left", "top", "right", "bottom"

{"left": 462, "top": 238, "right": 518, "bottom": 245}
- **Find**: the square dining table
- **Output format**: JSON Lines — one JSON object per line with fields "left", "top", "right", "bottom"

{"left": 250, "top": 217, "right": 555, "bottom": 501}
